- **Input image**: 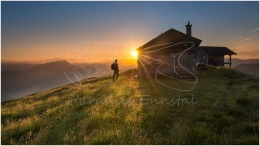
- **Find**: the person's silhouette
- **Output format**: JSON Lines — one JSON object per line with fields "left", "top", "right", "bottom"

{"left": 113, "top": 59, "right": 119, "bottom": 81}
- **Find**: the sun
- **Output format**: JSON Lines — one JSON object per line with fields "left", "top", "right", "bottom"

{"left": 131, "top": 50, "right": 138, "bottom": 57}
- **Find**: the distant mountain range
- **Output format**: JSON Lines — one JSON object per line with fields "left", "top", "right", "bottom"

{"left": 224, "top": 58, "right": 259, "bottom": 67}
{"left": 1, "top": 63, "right": 40, "bottom": 71}
{"left": 2, "top": 58, "right": 258, "bottom": 101}
{"left": 1, "top": 60, "right": 113, "bottom": 102}
{"left": 224, "top": 58, "right": 259, "bottom": 78}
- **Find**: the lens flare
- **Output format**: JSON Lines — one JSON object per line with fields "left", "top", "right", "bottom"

{"left": 131, "top": 50, "right": 138, "bottom": 57}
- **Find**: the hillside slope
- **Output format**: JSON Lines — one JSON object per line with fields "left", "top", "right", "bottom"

{"left": 234, "top": 63, "right": 259, "bottom": 78}
{"left": 1, "top": 67, "right": 259, "bottom": 144}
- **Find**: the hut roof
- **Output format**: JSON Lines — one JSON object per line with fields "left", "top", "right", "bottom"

{"left": 137, "top": 28, "right": 202, "bottom": 52}
{"left": 200, "top": 46, "right": 237, "bottom": 55}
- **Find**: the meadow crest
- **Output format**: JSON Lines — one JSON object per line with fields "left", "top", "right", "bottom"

{"left": 1, "top": 67, "right": 259, "bottom": 144}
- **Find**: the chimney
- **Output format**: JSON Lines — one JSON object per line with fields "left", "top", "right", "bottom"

{"left": 185, "top": 21, "right": 192, "bottom": 36}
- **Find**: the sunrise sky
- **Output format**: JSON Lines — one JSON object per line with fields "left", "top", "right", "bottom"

{"left": 1, "top": 1, "right": 259, "bottom": 65}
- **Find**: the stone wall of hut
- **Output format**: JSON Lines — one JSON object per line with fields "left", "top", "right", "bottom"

{"left": 138, "top": 50, "right": 197, "bottom": 78}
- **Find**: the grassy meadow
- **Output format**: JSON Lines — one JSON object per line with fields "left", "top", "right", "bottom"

{"left": 1, "top": 66, "right": 259, "bottom": 144}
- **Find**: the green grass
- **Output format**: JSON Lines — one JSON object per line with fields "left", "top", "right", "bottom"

{"left": 1, "top": 66, "right": 259, "bottom": 144}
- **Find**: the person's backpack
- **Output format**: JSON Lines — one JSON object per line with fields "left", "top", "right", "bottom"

{"left": 111, "top": 63, "right": 115, "bottom": 70}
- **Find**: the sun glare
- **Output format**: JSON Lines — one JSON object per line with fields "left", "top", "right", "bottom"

{"left": 132, "top": 50, "right": 138, "bottom": 57}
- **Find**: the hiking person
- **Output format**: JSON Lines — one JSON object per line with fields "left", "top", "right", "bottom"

{"left": 111, "top": 59, "right": 119, "bottom": 81}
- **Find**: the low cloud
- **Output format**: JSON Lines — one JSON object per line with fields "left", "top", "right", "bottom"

{"left": 237, "top": 36, "right": 243, "bottom": 39}
{"left": 236, "top": 28, "right": 259, "bottom": 40}
{"left": 234, "top": 49, "right": 259, "bottom": 59}
{"left": 243, "top": 34, "right": 259, "bottom": 41}
{"left": 251, "top": 28, "right": 259, "bottom": 32}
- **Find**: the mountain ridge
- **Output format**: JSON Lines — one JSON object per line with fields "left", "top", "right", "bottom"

{"left": 1, "top": 60, "right": 95, "bottom": 102}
